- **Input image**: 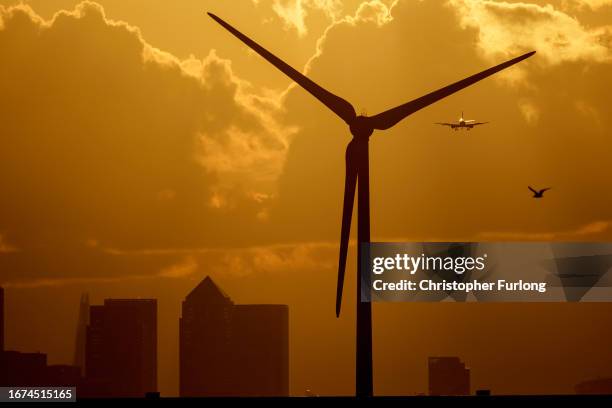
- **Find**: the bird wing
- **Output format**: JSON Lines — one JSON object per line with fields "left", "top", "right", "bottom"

{"left": 367, "top": 51, "right": 536, "bottom": 130}
{"left": 528, "top": 186, "right": 538, "bottom": 194}
{"left": 208, "top": 13, "right": 356, "bottom": 124}
{"left": 541, "top": 188, "right": 551, "bottom": 193}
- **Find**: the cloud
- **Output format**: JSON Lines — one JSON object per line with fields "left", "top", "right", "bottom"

{"left": 205, "top": 241, "right": 337, "bottom": 276}
{"left": 0, "top": 1, "right": 300, "bottom": 282}
{"left": 569, "top": 0, "right": 612, "bottom": 10}
{"left": 2, "top": 0, "right": 612, "bottom": 286}
{"left": 0, "top": 1, "right": 295, "bottom": 198}
{"left": 302, "top": 0, "right": 396, "bottom": 73}
{"left": 2, "top": 275, "right": 152, "bottom": 289}
{"left": 158, "top": 256, "right": 198, "bottom": 278}
{"left": 273, "top": 0, "right": 612, "bottom": 245}
{"left": 1, "top": 240, "right": 339, "bottom": 287}
{"left": 0, "top": 234, "right": 17, "bottom": 253}
{"left": 480, "top": 220, "right": 612, "bottom": 240}
{"left": 0, "top": 0, "right": 536, "bottom": 283}
{"left": 261, "top": 0, "right": 344, "bottom": 36}
{"left": 449, "top": 0, "right": 612, "bottom": 65}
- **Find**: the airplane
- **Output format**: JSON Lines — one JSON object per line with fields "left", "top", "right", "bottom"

{"left": 435, "top": 111, "right": 488, "bottom": 130}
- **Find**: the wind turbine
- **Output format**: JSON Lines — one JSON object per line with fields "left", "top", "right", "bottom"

{"left": 208, "top": 12, "right": 535, "bottom": 397}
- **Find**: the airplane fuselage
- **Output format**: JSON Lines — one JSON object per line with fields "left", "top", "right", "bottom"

{"left": 451, "top": 118, "right": 475, "bottom": 130}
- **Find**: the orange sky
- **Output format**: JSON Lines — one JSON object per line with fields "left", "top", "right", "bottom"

{"left": 1, "top": 0, "right": 612, "bottom": 396}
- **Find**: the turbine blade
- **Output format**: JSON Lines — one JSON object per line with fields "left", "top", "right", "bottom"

{"left": 337, "top": 141, "right": 358, "bottom": 317}
{"left": 368, "top": 51, "right": 536, "bottom": 130}
{"left": 207, "top": 13, "right": 356, "bottom": 124}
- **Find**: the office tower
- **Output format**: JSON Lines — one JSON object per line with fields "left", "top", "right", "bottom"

{"left": 428, "top": 356, "right": 470, "bottom": 396}
{"left": 0, "top": 286, "right": 4, "bottom": 352}
{"left": 180, "top": 276, "right": 289, "bottom": 396}
{"left": 73, "top": 293, "right": 89, "bottom": 376}
{"left": 85, "top": 299, "right": 157, "bottom": 397}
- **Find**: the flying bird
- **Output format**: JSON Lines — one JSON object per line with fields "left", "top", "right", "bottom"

{"left": 529, "top": 186, "right": 551, "bottom": 198}
{"left": 436, "top": 111, "right": 488, "bottom": 130}
{"left": 208, "top": 11, "right": 535, "bottom": 397}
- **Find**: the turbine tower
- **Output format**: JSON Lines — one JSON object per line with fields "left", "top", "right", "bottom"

{"left": 208, "top": 12, "right": 534, "bottom": 397}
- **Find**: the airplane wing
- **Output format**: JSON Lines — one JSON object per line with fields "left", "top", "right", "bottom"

{"left": 471, "top": 122, "right": 488, "bottom": 126}
{"left": 435, "top": 123, "right": 455, "bottom": 127}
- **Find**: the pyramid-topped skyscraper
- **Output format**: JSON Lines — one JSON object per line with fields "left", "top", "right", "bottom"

{"left": 179, "top": 276, "right": 289, "bottom": 396}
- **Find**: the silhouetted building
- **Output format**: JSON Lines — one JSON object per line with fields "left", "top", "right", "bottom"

{"left": 0, "top": 286, "right": 4, "bottom": 352}
{"left": 180, "top": 277, "right": 288, "bottom": 396}
{"left": 0, "top": 289, "right": 83, "bottom": 388}
{"left": 0, "top": 351, "right": 47, "bottom": 386}
{"left": 428, "top": 357, "right": 470, "bottom": 396}
{"left": 73, "top": 293, "right": 89, "bottom": 376}
{"left": 0, "top": 350, "right": 84, "bottom": 387}
{"left": 46, "top": 365, "right": 82, "bottom": 386}
{"left": 85, "top": 299, "right": 157, "bottom": 397}
{"left": 575, "top": 378, "right": 612, "bottom": 395}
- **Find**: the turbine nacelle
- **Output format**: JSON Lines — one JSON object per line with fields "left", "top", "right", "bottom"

{"left": 349, "top": 115, "right": 374, "bottom": 139}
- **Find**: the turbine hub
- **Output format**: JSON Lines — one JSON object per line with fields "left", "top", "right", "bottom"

{"left": 349, "top": 115, "right": 374, "bottom": 139}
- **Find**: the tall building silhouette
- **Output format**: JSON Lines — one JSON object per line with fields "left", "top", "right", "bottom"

{"left": 180, "top": 276, "right": 289, "bottom": 396}
{"left": 428, "top": 356, "right": 470, "bottom": 396}
{"left": 85, "top": 299, "right": 157, "bottom": 397}
{"left": 73, "top": 293, "right": 89, "bottom": 376}
{"left": 0, "top": 286, "right": 4, "bottom": 352}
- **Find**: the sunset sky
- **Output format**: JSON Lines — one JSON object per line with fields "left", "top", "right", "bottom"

{"left": 1, "top": 0, "right": 612, "bottom": 396}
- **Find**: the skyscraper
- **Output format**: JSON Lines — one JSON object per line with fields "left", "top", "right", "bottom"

{"left": 85, "top": 299, "right": 157, "bottom": 397}
{"left": 73, "top": 293, "right": 89, "bottom": 376}
{"left": 0, "top": 286, "right": 4, "bottom": 352}
{"left": 180, "top": 276, "right": 289, "bottom": 397}
{"left": 428, "top": 356, "right": 470, "bottom": 396}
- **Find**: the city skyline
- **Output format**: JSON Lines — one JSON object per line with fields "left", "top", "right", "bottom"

{"left": 1, "top": 278, "right": 289, "bottom": 397}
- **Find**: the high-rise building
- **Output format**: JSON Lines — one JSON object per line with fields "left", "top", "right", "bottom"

{"left": 73, "top": 293, "right": 89, "bottom": 376}
{"left": 428, "top": 356, "right": 470, "bottom": 396}
{"left": 0, "top": 286, "right": 4, "bottom": 352}
{"left": 85, "top": 299, "right": 157, "bottom": 397}
{"left": 180, "top": 277, "right": 289, "bottom": 397}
